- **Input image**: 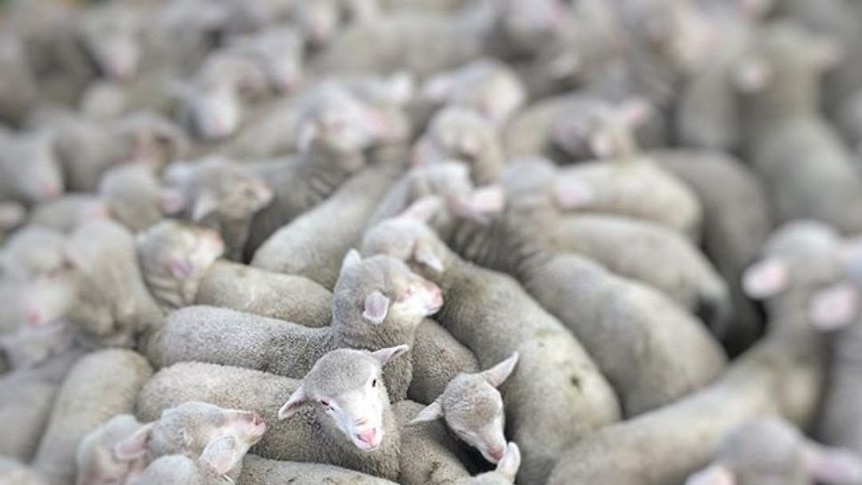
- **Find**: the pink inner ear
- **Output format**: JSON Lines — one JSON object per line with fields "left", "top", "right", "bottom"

{"left": 741, "top": 259, "right": 788, "bottom": 299}
{"left": 589, "top": 131, "right": 615, "bottom": 159}
{"left": 158, "top": 190, "right": 186, "bottom": 215}
{"left": 362, "top": 291, "right": 390, "bottom": 324}
{"left": 809, "top": 283, "right": 859, "bottom": 331}
{"left": 806, "top": 444, "right": 862, "bottom": 484}
{"left": 168, "top": 256, "right": 194, "bottom": 280}
{"left": 554, "top": 176, "right": 596, "bottom": 210}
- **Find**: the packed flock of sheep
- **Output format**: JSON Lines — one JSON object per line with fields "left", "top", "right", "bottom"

{"left": 2, "top": 0, "right": 862, "bottom": 483}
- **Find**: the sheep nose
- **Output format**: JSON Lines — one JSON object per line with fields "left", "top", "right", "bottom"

{"left": 26, "top": 309, "right": 43, "bottom": 327}
{"left": 356, "top": 428, "right": 377, "bottom": 445}
{"left": 489, "top": 447, "right": 505, "bottom": 462}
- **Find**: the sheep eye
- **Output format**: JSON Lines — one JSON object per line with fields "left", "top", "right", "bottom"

{"left": 371, "top": 379, "right": 378, "bottom": 388}
{"left": 319, "top": 400, "right": 331, "bottom": 408}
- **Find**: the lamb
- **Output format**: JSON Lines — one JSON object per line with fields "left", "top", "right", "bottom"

{"left": 244, "top": 84, "right": 400, "bottom": 256}
{"left": 0, "top": 129, "right": 63, "bottom": 206}
{"left": 652, "top": 149, "right": 773, "bottom": 350}
{"left": 412, "top": 107, "right": 505, "bottom": 185}
{"left": 736, "top": 22, "right": 862, "bottom": 234}
{"left": 539, "top": 155, "right": 704, "bottom": 239}
{"left": 0, "top": 201, "right": 26, "bottom": 244}
{"left": 503, "top": 94, "right": 660, "bottom": 163}
{"left": 31, "top": 349, "right": 153, "bottom": 485}
{"left": 76, "top": 2, "right": 147, "bottom": 83}
{"left": 361, "top": 214, "right": 621, "bottom": 484}
{"left": 147, "top": 251, "right": 442, "bottom": 402}
{"left": 0, "top": 458, "right": 47, "bottom": 485}
{"left": 0, "top": 32, "right": 38, "bottom": 127}
{"left": 74, "top": 414, "right": 149, "bottom": 485}
{"left": 686, "top": 417, "right": 862, "bottom": 485}
{"left": 136, "top": 219, "right": 332, "bottom": 326}
{"left": 223, "top": 26, "right": 306, "bottom": 95}
{"left": 45, "top": 111, "right": 186, "bottom": 193}
{"left": 364, "top": 161, "right": 505, "bottom": 241}
{"left": 545, "top": 222, "right": 852, "bottom": 485}
{"left": 417, "top": 58, "right": 527, "bottom": 128}
{"left": 250, "top": 162, "right": 404, "bottom": 289}
{"left": 238, "top": 455, "right": 399, "bottom": 485}
{"left": 137, "top": 348, "right": 408, "bottom": 481}
{"left": 409, "top": 353, "right": 518, "bottom": 464}
{"left": 457, "top": 442, "right": 520, "bottom": 485}
{"left": 543, "top": 213, "right": 731, "bottom": 331}
{"left": 160, "top": 157, "right": 274, "bottom": 261}
{"left": 442, "top": 159, "right": 726, "bottom": 415}
{"left": 98, "top": 163, "right": 164, "bottom": 233}
{"left": 63, "top": 220, "right": 164, "bottom": 349}
{"left": 28, "top": 195, "right": 110, "bottom": 233}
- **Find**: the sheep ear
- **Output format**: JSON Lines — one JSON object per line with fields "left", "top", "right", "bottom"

{"left": 201, "top": 436, "right": 242, "bottom": 476}
{"left": 496, "top": 442, "right": 521, "bottom": 482}
{"left": 414, "top": 240, "right": 444, "bottom": 273}
{"left": 386, "top": 71, "right": 415, "bottom": 105}
{"left": 159, "top": 189, "right": 187, "bottom": 215}
{"left": 741, "top": 258, "right": 789, "bottom": 299}
{"left": 113, "top": 422, "right": 155, "bottom": 461}
{"left": 685, "top": 464, "right": 736, "bottom": 485}
{"left": 296, "top": 122, "right": 319, "bottom": 153}
{"left": 340, "top": 249, "right": 362, "bottom": 276}
{"left": 809, "top": 283, "right": 860, "bottom": 331}
{"left": 400, "top": 196, "right": 444, "bottom": 223}
{"left": 278, "top": 385, "right": 310, "bottom": 420}
{"left": 167, "top": 255, "right": 195, "bottom": 280}
{"left": 734, "top": 57, "right": 772, "bottom": 93}
{"left": 482, "top": 352, "right": 519, "bottom": 388}
{"left": 554, "top": 176, "right": 596, "bottom": 210}
{"left": 804, "top": 442, "right": 862, "bottom": 484}
{"left": 191, "top": 192, "right": 218, "bottom": 222}
{"left": 362, "top": 290, "right": 390, "bottom": 324}
{"left": 421, "top": 74, "right": 454, "bottom": 102}
{"left": 409, "top": 401, "right": 443, "bottom": 424}
{"left": 619, "top": 98, "right": 653, "bottom": 128}
{"left": 371, "top": 344, "right": 410, "bottom": 366}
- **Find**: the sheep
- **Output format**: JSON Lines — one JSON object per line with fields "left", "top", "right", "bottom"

{"left": 137, "top": 348, "right": 408, "bottom": 481}
{"left": 74, "top": 414, "right": 149, "bottom": 485}
{"left": 290, "top": 0, "right": 379, "bottom": 48}
{"left": 0, "top": 225, "right": 69, "bottom": 281}
{"left": 545, "top": 221, "right": 853, "bottom": 485}
{"left": 98, "top": 163, "right": 165, "bottom": 233}
{"left": 31, "top": 349, "right": 153, "bottom": 485}
{"left": 238, "top": 455, "right": 399, "bottom": 485}
{"left": 63, "top": 220, "right": 164, "bottom": 349}
{"left": 159, "top": 157, "right": 274, "bottom": 261}
{"left": 736, "top": 22, "right": 862, "bottom": 234}
{"left": 686, "top": 417, "right": 862, "bottom": 485}
{"left": 251, "top": 163, "right": 404, "bottom": 289}
{"left": 543, "top": 213, "right": 730, "bottom": 331}
{"left": 361, "top": 214, "right": 621, "bottom": 484}
{"left": 0, "top": 458, "right": 47, "bottom": 485}
{"left": 365, "top": 161, "right": 505, "bottom": 242}
{"left": 417, "top": 58, "right": 527, "bottom": 128}
{"left": 408, "top": 318, "right": 480, "bottom": 404}
{"left": 441, "top": 159, "right": 727, "bottom": 415}
{"left": 409, "top": 353, "right": 518, "bottom": 464}
{"left": 75, "top": 2, "right": 147, "bottom": 83}
{"left": 0, "top": 129, "right": 63, "bottom": 206}
{"left": 0, "top": 201, "right": 26, "bottom": 243}
{"left": 27, "top": 195, "right": 110, "bottom": 234}
{"left": 651, "top": 149, "right": 773, "bottom": 351}
{"left": 412, "top": 106, "right": 505, "bottom": 185}
{"left": 503, "top": 94, "right": 661, "bottom": 163}
{"left": 136, "top": 219, "right": 333, "bottom": 325}
{"left": 222, "top": 26, "right": 306, "bottom": 95}
{"left": 244, "top": 84, "right": 399, "bottom": 256}
{"left": 147, "top": 251, "right": 443, "bottom": 402}
{"left": 0, "top": 33, "right": 38, "bottom": 127}
{"left": 44, "top": 112, "right": 186, "bottom": 193}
